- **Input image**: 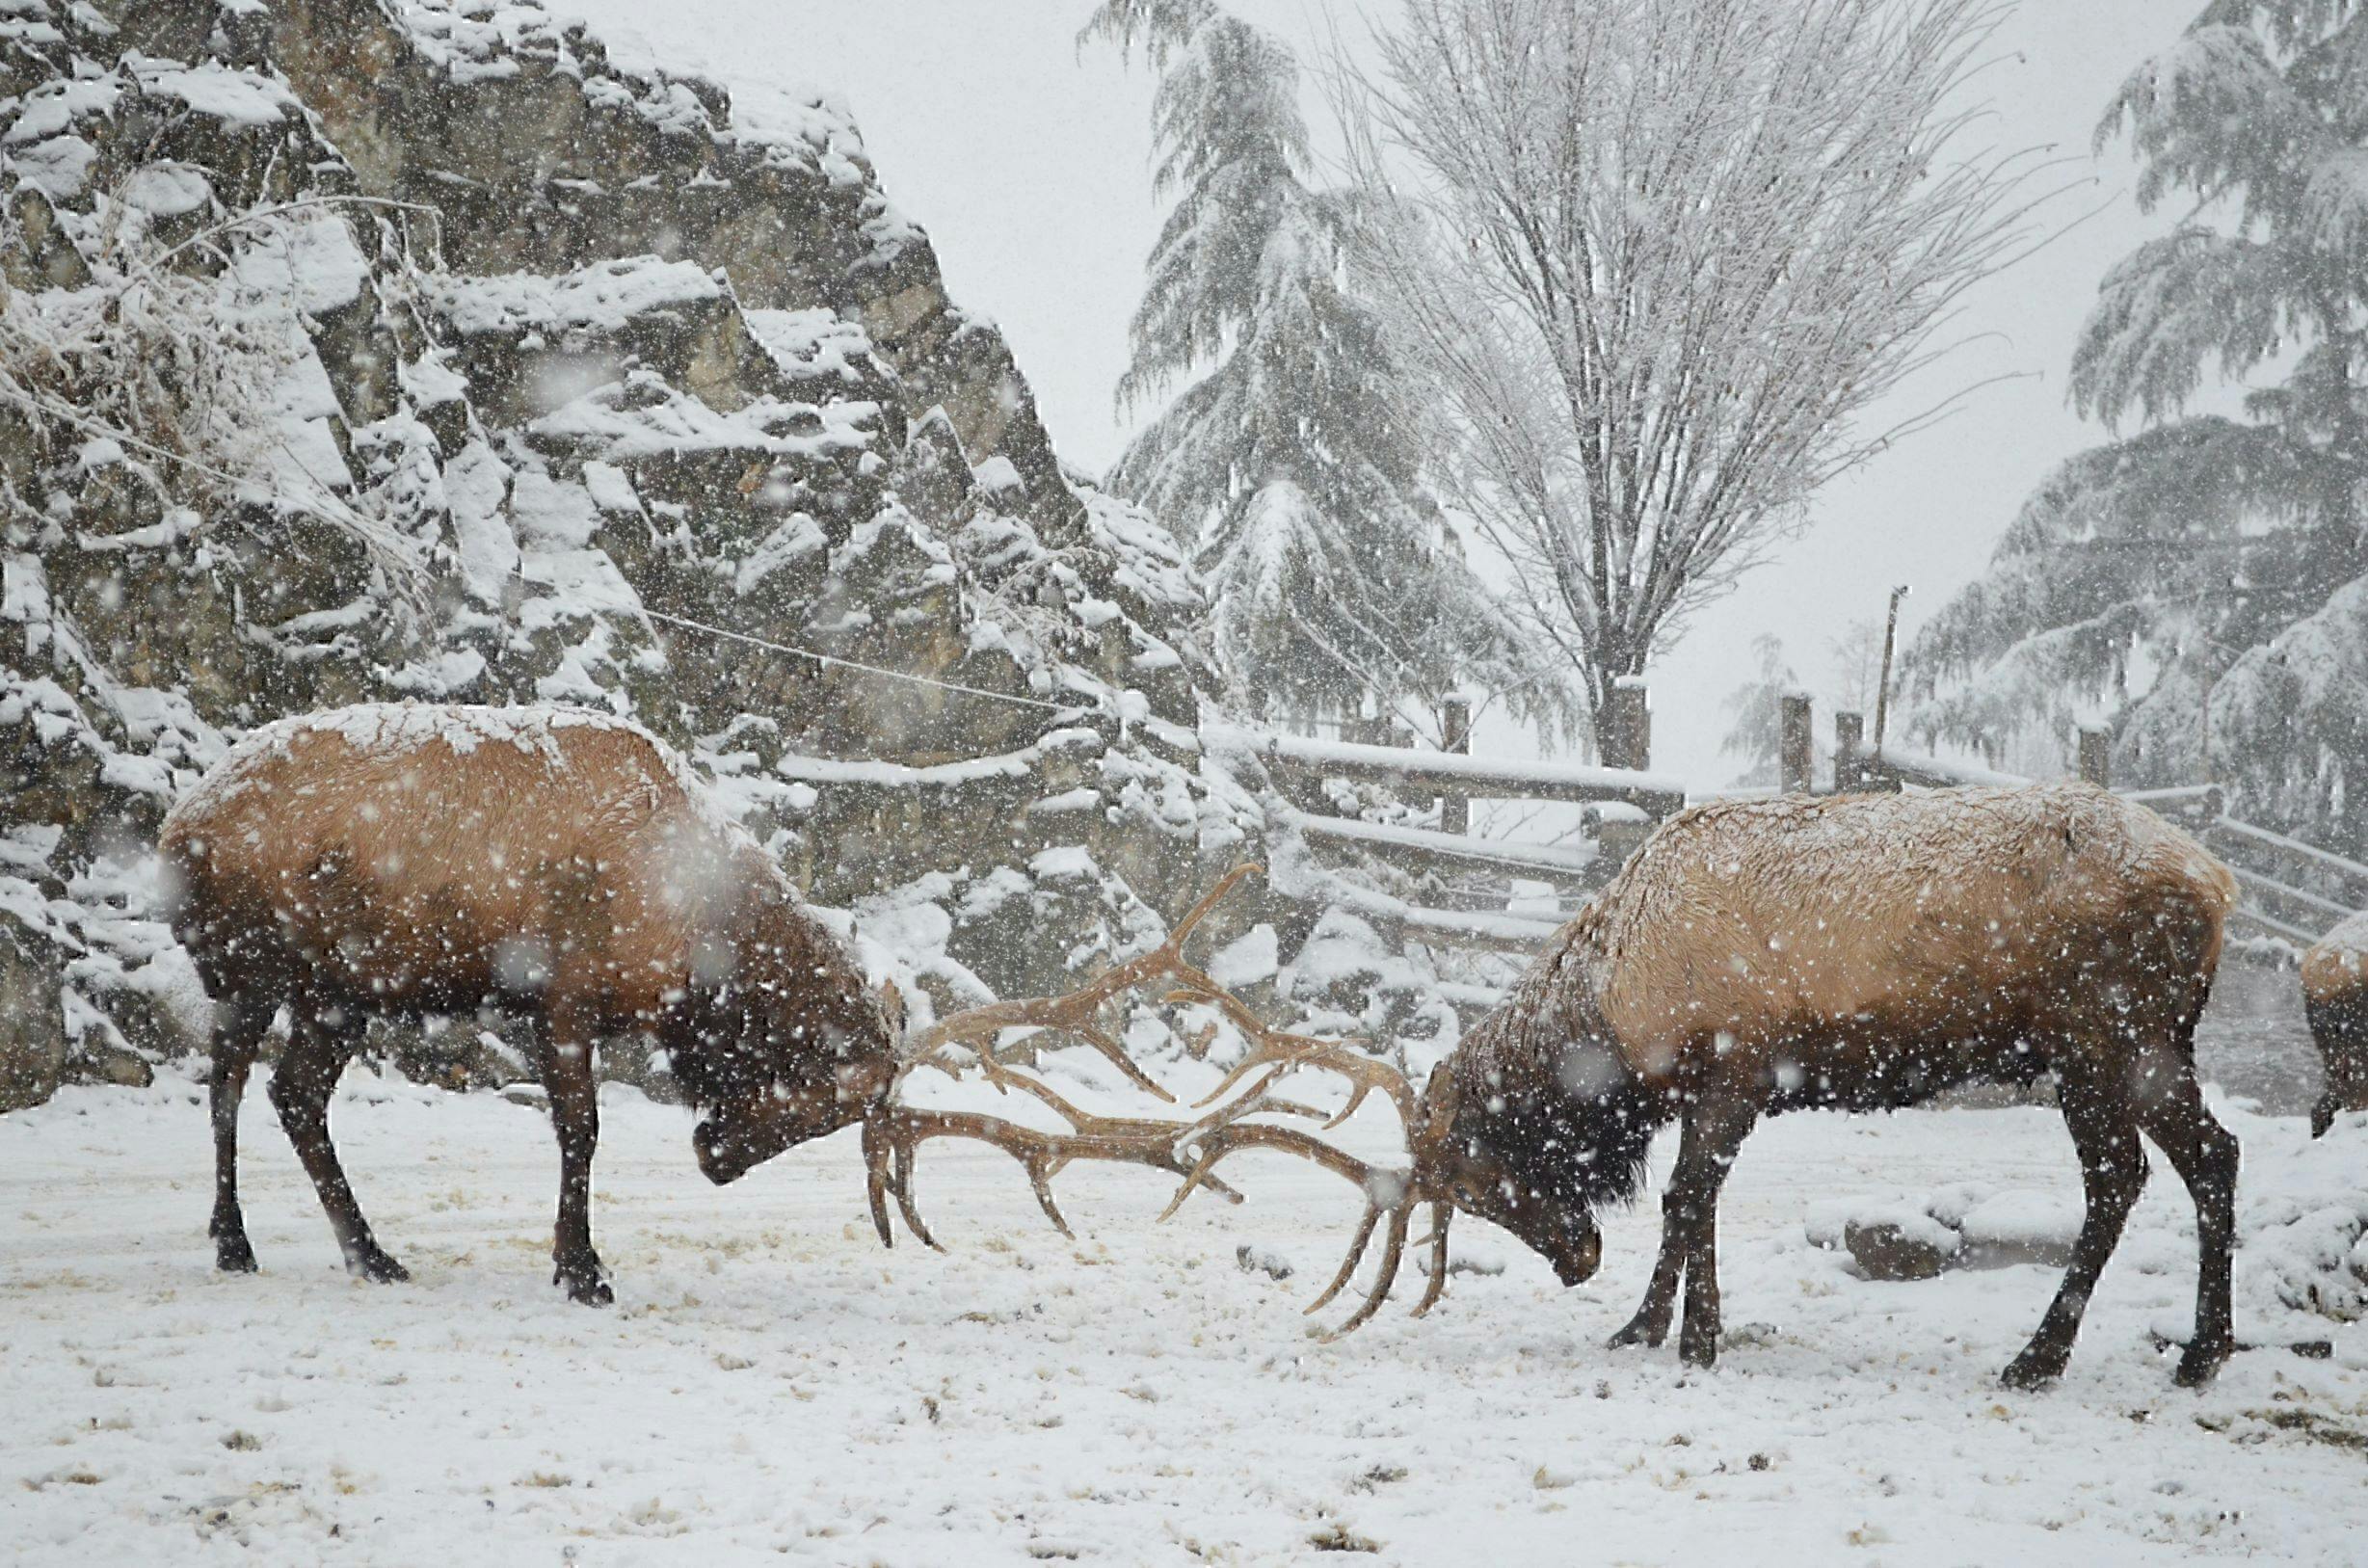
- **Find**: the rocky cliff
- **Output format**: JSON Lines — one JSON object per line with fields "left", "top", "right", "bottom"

{"left": 0, "top": 0, "right": 1264, "bottom": 1107}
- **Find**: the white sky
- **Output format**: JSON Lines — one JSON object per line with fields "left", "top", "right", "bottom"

{"left": 564, "top": 0, "right": 2196, "bottom": 784}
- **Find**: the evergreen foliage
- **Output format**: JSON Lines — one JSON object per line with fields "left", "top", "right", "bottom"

{"left": 1082, "top": 0, "right": 1569, "bottom": 742}
{"left": 1904, "top": 0, "right": 2368, "bottom": 841}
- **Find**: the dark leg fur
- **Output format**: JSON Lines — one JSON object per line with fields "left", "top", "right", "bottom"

{"left": 538, "top": 1005, "right": 609, "bottom": 1306}
{"left": 2305, "top": 994, "right": 2368, "bottom": 1138}
{"left": 270, "top": 992, "right": 407, "bottom": 1284}
{"left": 2002, "top": 1061, "right": 2144, "bottom": 1390}
{"left": 2133, "top": 1058, "right": 2239, "bottom": 1387}
{"left": 1610, "top": 1095, "right": 1755, "bottom": 1366}
{"left": 207, "top": 993, "right": 272, "bottom": 1274}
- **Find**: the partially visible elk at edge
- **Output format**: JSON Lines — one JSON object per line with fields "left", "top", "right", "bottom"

{"left": 1172, "top": 783, "right": 2244, "bottom": 1389}
{"left": 160, "top": 703, "right": 1264, "bottom": 1304}
{"left": 2301, "top": 914, "right": 2368, "bottom": 1137}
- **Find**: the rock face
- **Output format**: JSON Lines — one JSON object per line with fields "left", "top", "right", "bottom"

{"left": 0, "top": 0, "right": 1256, "bottom": 1092}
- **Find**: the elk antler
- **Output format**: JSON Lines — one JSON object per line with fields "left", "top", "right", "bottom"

{"left": 899, "top": 864, "right": 1268, "bottom": 1099}
{"left": 1154, "top": 995, "right": 1440, "bottom": 1332}
{"left": 866, "top": 864, "right": 1267, "bottom": 1249}
{"left": 869, "top": 862, "right": 1451, "bottom": 1334}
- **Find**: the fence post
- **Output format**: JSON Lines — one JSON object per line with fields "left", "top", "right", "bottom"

{"left": 2077, "top": 726, "right": 2112, "bottom": 788}
{"left": 1779, "top": 693, "right": 1814, "bottom": 796}
{"left": 1441, "top": 695, "right": 1473, "bottom": 836}
{"left": 1834, "top": 710, "right": 1865, "bottom": 792}
{"left": 1604, "top": 678, "right": 1651, "bottom": 771}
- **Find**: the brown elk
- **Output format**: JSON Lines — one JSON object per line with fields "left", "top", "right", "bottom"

{"left": 2301, "top": 914, "right": 2368, "bottom": 1138}
{"left": 1167, "top": 783, "right": 2245, "bottom": 1389}
{"left": 161, "top": 703, "right": 1268, "bottom": 1303}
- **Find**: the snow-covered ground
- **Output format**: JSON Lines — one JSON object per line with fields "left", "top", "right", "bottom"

{"left": 4, "top": 1056, "right": 2365, "bottom": 1566}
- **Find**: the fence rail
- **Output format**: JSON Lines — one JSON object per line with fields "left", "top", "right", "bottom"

{"left": 1205, "top": 724, "right": 1689, "bottom": 815}
{"left": 1230, "top": 691, "right": 2366, "bottom": 969}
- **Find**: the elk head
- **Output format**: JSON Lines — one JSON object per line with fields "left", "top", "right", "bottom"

{"left": 1162, "top": 1009, "right": 1649, "bottom": 1331}
{"left": 668, "top": 897, "right": 905, "bottom": 1186}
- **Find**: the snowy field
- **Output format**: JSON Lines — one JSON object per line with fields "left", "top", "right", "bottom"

{"left": 4, "top": 1053, "right": 2365, "bottom": 1566}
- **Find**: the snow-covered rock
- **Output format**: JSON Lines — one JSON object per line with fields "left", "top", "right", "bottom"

{"left": 0, "top": 0, "right": 1258, "bottom": 1099}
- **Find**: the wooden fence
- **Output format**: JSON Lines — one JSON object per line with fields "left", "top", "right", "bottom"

{"left": 1202, "top": 691, "right": 1690, "bottom": 958}
{"left": 1785, "top": 695, "right": 2365, "bottom": 950}
{"left": 1231, "top": 686, "right": 2367, "bottom": 965}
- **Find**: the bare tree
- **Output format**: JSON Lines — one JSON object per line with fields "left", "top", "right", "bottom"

{"left": 1829, "top": 617, "right": 1887, "bottom": 716}
{"left": 1332, "top": 0, "right": 2045, "bottom": 758}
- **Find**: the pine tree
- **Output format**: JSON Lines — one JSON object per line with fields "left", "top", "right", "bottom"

{"left": 1904, "top": 1, "right": 2368, "bottom": 842}
{"left": 1719, "top": 635, "right": 1803, "bottom": 787}
{"left": 1081, "top": 0, "right": 1572, "bottom": 743}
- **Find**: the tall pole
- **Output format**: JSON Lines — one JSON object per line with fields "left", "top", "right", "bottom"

{"left": 1871, "top": 584, "right": 1910, "bottom": 755}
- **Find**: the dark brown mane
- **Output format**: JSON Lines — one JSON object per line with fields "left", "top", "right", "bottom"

{"left": 1444, "top": 952, "right": 1663, "bottom": 1220}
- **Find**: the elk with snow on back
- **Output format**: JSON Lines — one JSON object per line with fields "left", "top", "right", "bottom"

{"left": 161, "top": 704, "right": 1266, "bottom": 1306}
{"left": 1170, "top": 783, "right": 2244, "bottom": 1389}
{"left": 159, "top": 704, "right": 909, "bottom": 1303}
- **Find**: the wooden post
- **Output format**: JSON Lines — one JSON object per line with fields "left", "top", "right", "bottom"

{"left": 1441, "top": 695, "right": 1473, "bottom": 836}
{"left": 1604, "top": 678, "right": 1650, "bottom": 771}
{"left": 2077, "top": 725, "right": 2112, "bottom": 788}
{"left": 1835, "top": 710, "right": 1865, "bottom": 792}
{"left": 1779, "top": 693, "right": 1814, "bottom": 796}
{"left": 1872, "top": 584, "right": 1910, "bottom": 753}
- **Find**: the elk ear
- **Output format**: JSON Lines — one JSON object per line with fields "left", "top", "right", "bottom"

{"left": 876, "top": 977, "right": 906, "bottom": 1035}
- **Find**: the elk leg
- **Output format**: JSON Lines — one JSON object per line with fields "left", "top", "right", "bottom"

{"left": 1608, "top": 1216, "right": 1685, "bottom": 1350}
{"left": 2001, "top": 1067, "right": 2142, "bottom": 1390}
{"left": 269, "top": 994, "right": 408, "bottom": 1284}
{"left": 1610, "top": 1096, "right": 1754, "bottom": 1361}
{"left": 2134, "top": 1063, "right": 2239, "bottom": 1387}
{"left": 537, "top": 1007, "right": 609, "bottom": 1306}
{"left": 1676, "top": 1098, "right": 1755, "bottom": 1366}
{"left": 207, "top": 992, "right": 273, "bottom": 1274}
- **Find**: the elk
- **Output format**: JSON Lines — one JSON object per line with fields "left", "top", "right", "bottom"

{"left": 1166, "top": 783, "right": 2245, "bottom": 1389}
{"left": 160, "top": 703, "right": 1272, "bottom": 1303}
{"left": 2301, "top": 914, "right": 2368, "bottom": 1138}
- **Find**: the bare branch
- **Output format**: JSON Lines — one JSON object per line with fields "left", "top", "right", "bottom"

{"left": 1322, "top": 0, "right": 2051, "bottom": 736}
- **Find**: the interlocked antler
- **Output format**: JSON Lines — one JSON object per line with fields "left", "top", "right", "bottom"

{"left": 865, "top": 864, "right": 1268, "bottom": 1249}
{"left": 867, "top": 861, "right": 1451, "bottom": 1336}
{"left": 1159, "top": 1058, "right": 1447, "bottom": 1337}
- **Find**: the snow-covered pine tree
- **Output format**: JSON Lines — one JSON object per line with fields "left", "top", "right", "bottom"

{"left": 1081, "top": 0, "right": 1569, "bottom": 744}
{"left": 1719, "top": 635, "right": 1803, "bottom": 787}
{"left": 1904, "top": 1, "right": 2368, "bottom": 841}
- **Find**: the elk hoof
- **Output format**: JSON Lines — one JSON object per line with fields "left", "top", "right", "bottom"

{"left": 2172, "top": 1341, "right": 2230, "bottom": 1389}
{"left": 1608, "top": 1313, "right": 1669, "bottom": 1350}
{"left": 1998, "top": 1347, "right": 2064, "bottom": 1391}
{"left": 1679, "top": 1330, "right": 1720, "bottom": 1369}
{"left": 215, "top": 1236, "right": 258, "bottom": 1274}
{"left": 354, "top": 1246, "right": 410, "bottom": 1285}
{"left": 555, "top": 1259, "right": 612, "bottom": 1306}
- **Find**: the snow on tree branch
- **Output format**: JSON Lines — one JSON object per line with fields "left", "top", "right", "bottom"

{"left": 1328, "top": 0, "right": 2046, "bottom": 756}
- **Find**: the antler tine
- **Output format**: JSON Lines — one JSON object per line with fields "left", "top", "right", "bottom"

{"left": 899, "top": 863, "right": 1269, "bottom": 1106}
{"left": 1189, "top": 1028, "right": 1418, "bottom": 1137}
{"left": 1156, "top": 1121, "right": 1387, "bottom": 1221}
{"left": 1157, "top": 1121, "right": 1428, "bottom": 1336}
{"left": 864, "top": 1102, "right": 1253, "bottom": 1251}
{"left": 1408, "top": 1203, "right": 1452, "bottom": 1318}
{"left": 993, "top": 1069, "right": 1246, "bottom": 1205}
{"left": 1152, "top": 862, "right": 1264, "bottom": 960}
{"left": 909, "top": 996, "right": 1173, "bottom": 1103}
{"left": 1319, "top": 1203, "right": 1415, "bottom": 1340}
{"left": 1303, "top": 1203, "right": 1383, "bottom": 1314}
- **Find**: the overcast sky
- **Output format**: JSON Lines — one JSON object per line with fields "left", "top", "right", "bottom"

{"left": 567, "top": 0, "right": 2198, "bottom": 784}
